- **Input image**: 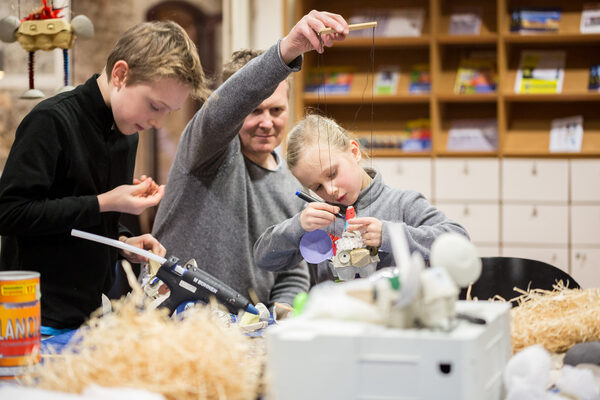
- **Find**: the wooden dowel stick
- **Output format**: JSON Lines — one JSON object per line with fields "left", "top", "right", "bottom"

{"left": 319, "top": 21, "right": 377, "bottom": 35}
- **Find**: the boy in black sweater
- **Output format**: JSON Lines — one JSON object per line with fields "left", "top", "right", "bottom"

{"left": 0, "top": 21, "right": 208, "bottom": 333}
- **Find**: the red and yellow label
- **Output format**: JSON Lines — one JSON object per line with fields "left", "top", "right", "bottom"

{"left": 0, "top": 278, "right": 39, "bottom": 303}
{"left": 0, "top": 274, "right": 41, "bottom": 373}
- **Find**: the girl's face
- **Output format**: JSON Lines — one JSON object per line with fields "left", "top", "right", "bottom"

{"left": 292, "top": 140, "right": 367, "bottom": 206}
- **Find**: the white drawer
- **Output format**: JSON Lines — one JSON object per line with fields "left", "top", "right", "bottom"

{"left": 571, "top": 160, "right": 600, "bottom": 202}
{"left": 571, "top": 248, "right": 600, "bottom": 289}
{"left": 501, "top": 246, "right": 569, "bottom": 273}
{"left": 366, "top": 158, "right": 432, "bottom": 200}
{"left": 436, "top": 202, "right": 499, "bottom": 244}
{"left": 434, "top": 158, "right": 499, "bottom": 201}
{"left": 571, "top": 205, "right": 600, "bottom": 246}
{"left": 502, "top": 204, "right": 568, "bottom": 245}
{"left": 502, "top": 159, "right": 568, "bottom": 203}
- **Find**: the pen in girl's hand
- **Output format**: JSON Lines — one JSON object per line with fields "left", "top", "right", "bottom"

{"left": 295, "top": 190, "right": 345, "bottom": 219}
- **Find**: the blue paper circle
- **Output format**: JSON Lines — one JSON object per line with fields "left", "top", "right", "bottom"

{"left": 299, "top": 230, "right": 333, "bottom": 264}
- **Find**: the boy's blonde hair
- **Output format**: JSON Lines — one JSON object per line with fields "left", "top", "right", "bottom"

{"left": 287, "top": 114, "right": 357, "bottom": 170}
{"left": 106, "top": 20, "right": 209, "bottom": 100}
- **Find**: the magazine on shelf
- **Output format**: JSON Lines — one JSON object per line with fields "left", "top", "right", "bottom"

{"left": 510, "top": 8, "right": 561, "bottom": 33}
{"left": 514, "top": 50, "right": 565, "bottom": 94}
{"left": 449, "top": 7, "right": 482, "bottom": 35}
{"left": 549, "top": 115, "right": 583, "bottom": 153}
{"left": 304, "top": 67, "right": 354, "bottom": 94}
{"left": 581, "top": 3, "right": 600, "bottom": 33}
{"left": 454, "top": 55, "right": 497, "bottom": 94}
{"left": 349, "top": 8, "right": 424, "bottom": 37}
{"left": 409, "top": 64, "right": 431, "bottom": 93}
{"left": 357, "top": 119, "right": 431, "bottom": 152}
{"left": 447, "top": 119, "right": 498, "bottom": 151}
{"left": 374, "top": 66, "right": 399, "bottom": 95}
{"left": 589, "top": 64, "right": 600, "bottom": 90}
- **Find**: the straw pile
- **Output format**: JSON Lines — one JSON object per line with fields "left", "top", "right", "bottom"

{"left": 510, "top": 283, "right": 600, "bottom": 354}
{"left": 20, "top": 265, "right": 263, "bottom": 400}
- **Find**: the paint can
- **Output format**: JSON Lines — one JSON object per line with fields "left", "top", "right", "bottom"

{"left": 0, "top": 271, "right": 41, "bottom": 379}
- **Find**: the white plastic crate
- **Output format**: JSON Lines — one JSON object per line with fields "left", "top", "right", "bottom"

{"left": 266, "top": 301, "right": 511, "bottom": 400}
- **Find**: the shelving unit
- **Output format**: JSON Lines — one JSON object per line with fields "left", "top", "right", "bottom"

{"left": 287, "top": 0, "right": 600, "bottom": 286}
{"left": 287, "top": 0, "right": 600, "bottom": 158}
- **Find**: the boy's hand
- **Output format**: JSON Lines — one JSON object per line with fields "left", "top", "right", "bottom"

{"left": 97, "top": 180, "right": 165, "bottom": 215}
{"left": 299, "top": 202, "right": 340, "bottom": 231}
{"left": 118, "top": 234, "right": 166, "bottom": 264}
{"left": 346, "top": 217, "right": 383, "bottom": 247}
{"left": 132, "top": 175, "right": 161, "bottom": 197}
{"left": 280, "top": 10, "right": 348, "bottom": 64}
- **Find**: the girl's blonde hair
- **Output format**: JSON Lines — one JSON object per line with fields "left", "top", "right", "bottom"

{"left": 106, "top": 20, "right": 209, "bottom": 100}
{"left": 287, "top": 114, "right": 358, "bottom": 170}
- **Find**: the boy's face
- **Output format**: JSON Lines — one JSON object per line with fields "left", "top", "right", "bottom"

{"left": 238, "top": 81, "right": 288, "bottom": 157}
{"left": 111, "top": 75, "right": 190, "bottom": 135}
{"left": 292, "top": 140, "right": 365, "bottom": 206}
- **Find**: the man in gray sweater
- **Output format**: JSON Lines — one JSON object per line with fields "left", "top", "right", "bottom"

{"left": 152, "top": 11, "right": 349, "bottom": 307}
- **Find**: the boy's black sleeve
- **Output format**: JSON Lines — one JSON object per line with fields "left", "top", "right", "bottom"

{"left": 0, "top": 110, "right": 101, "bottom": 236}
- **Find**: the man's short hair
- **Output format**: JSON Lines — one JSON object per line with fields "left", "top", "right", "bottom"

{"left": 221, "top": 49, "right": 265, "bottom": 83}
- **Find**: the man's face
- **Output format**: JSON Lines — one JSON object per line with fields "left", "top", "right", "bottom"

{"left": 238, "top": 81, "right": 289, "bottom": 158}
{"left": 111, "top": 75, "right": 190, "bottom": 135}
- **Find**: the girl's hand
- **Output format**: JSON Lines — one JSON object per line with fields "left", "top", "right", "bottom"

{"left": 346, "top": 217, "right": 383, "bottom": 247}
{"left": 279, "top": 10, "right": 348, "bottom": 63}
{"left": 299, "top": 202, "right": 340, "bottom": 231}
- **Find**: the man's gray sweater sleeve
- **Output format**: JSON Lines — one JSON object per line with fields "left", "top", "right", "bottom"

{"left": 254, "top": 213, "right": 306, "bottom": 271}
{"left": 176, "top": 41, "right": 302, "bottom": 175}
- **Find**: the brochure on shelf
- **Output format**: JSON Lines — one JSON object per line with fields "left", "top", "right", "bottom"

{"left": 514, "top": 50, "right": 565, "bottom": 94}
{"left": 409, "top": 64, "right": 431, "bottom": 93}
{"left": 510, "top": 8, "right": 561, "bottom": 33}
{"left": 449, "top": 7, "right": 482, "bottom": 35}
{"left": 349, "top": 8, "right": 424, "bottom": 37}
{"left": 374, "top": 66, "right": 399, "bottom": 95}
{"left": 550, "top": 115, "right": 583, "bottom": 153}
{"left": 589, "top": 64, "right": 600, "bottom": 90}
{"left": 447, "top": 119, "right": 498, "bottom": 151}
{"left": 454, "top": 56, "right": 497, "bottom": 94}
{"left": 580, "top": 3, "right": 600, "bottom": 33}
{"left": 304, "top": 67, "right": 354, "bottom": 95}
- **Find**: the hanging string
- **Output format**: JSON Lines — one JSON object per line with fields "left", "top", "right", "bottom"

{"left": 28, "top": 52, "right": 35, "bottom": 90}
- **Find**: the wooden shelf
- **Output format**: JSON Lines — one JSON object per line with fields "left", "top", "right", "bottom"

{"left": 289, "top": 0, "right": 600, "bottom": 159}
{"left": 303, "top": 93, "right": 430, "bottom": 104}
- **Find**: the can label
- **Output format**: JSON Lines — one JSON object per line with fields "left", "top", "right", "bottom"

{"left": 0, "top": 272, "right": 41, "bottom": 377}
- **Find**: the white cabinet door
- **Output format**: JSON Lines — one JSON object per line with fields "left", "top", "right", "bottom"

{"left": 435, "top": 202, "right": 499, "bottom": 244}
{"left": 571, "top": 248, "right": 600, "bottom": 289}
{"left": 502, "top": 159, "right": 568, "bottom": 203}
{"left": 501, "top": 247, "right": 569, "bottom": 273}
{"left": 475, "top": 245, "right": 500, "bottom": 258}
{"left": 571, "top": 205, "right": 600, "bottom": 246}
{"left": 502, "top": 205, "right": 568, "bottom": 245}
{"left": 571, "top": 160, "right": 600, "bottom": 202}
{"left": 366, "top": 158, "right": 432, "bottom": 200}
{"left": 434, "top": 158, "right": 499, "bottom": 201}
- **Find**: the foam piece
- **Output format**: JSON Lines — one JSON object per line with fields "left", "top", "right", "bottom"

{"left": 504, "top": 345, "right": 552, "bottom": 392}
{"left": 430, "top": 233, "right": 481, "bottom": 287}
{"left": 299, "top": 230, "right": 333, "bottom": 263}
{"left": 564, "top": 341, "right": 600, "bottom": 366}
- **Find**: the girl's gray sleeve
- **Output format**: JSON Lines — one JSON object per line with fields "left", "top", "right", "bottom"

{"left": 254, "top": 213, "right": 307, "bottom": 271}
{"left": 176, "top": 42, "right": 302, "bottom": 175}
{"left": 380, "top": 192, "right": 469, "bottom": 263}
